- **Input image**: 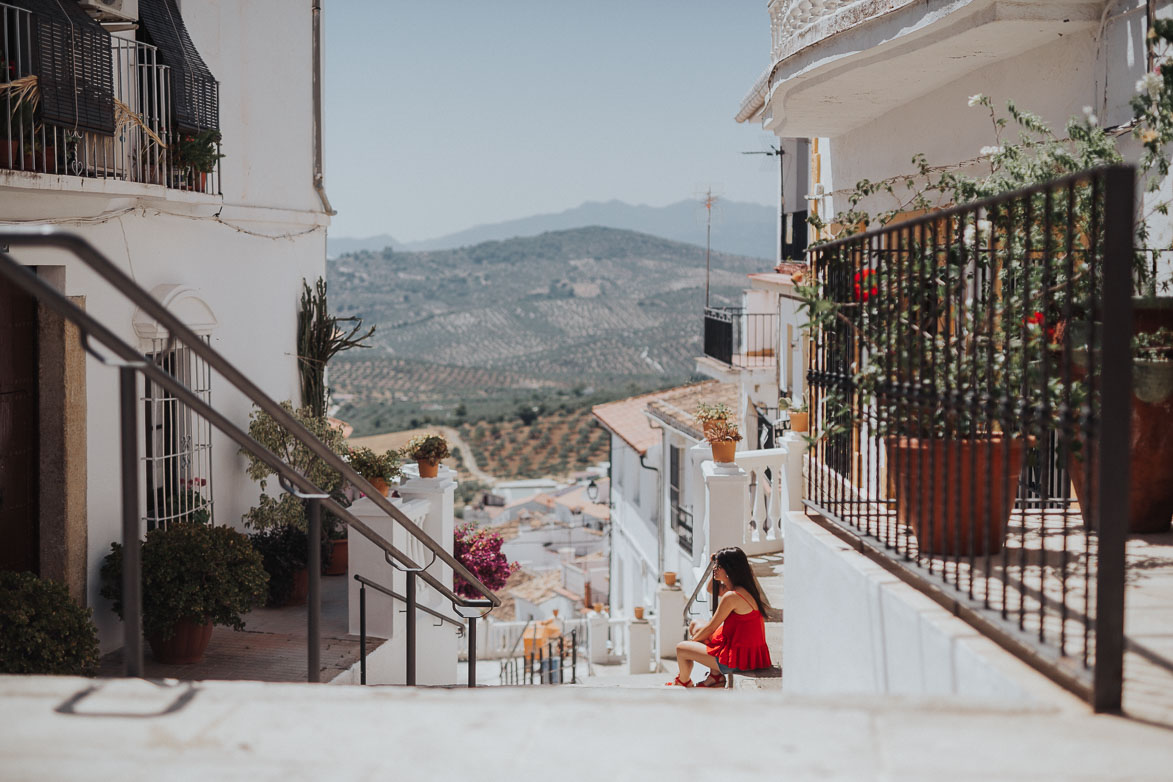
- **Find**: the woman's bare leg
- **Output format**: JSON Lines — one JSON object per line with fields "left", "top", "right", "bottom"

{"left": 675, "top": 640, "right": 720, "bottom": 683}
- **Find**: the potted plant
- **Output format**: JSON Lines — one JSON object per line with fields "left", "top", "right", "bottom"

{"left": 402, "top": 433, "right": 450, "bottom": 478}
{"left": 704, "top": 419, "right": 742, "bottom": 464}
{"left": 694, "top": 402, "right": 732, "bottom": 438}
{"left": 780, "top": 395, "right": 809, "bottom": 434}
{"left": 0, "top": 571, "right": 99, "bottom": 675}
{"left": 348, "top": 446, "right": 401, "bottom": 497}
{"left": 241, "top": 402, "right": 351, "bottom": 600}
{"left": 100, "top": 521, "right": 268, "bottom": 664}
{"left": 171, "top": 128, "right": 223, "bottom": 191}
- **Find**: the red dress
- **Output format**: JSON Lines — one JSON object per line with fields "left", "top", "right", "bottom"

{"left": 705, "top": 598, "right": 772, "bottom": 671}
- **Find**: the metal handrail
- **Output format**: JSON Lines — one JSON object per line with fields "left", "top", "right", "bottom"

{"left": 0, "top": 229, "right": 500, "bottom": 681}
{"left": 354, "top": 574, "right": 465, "bottom": 632}
{"left": 0, "top": 230, "right": 498, "bottom": 602}
{"left": 683, "top": 559, "right": 716, "bottom": 620}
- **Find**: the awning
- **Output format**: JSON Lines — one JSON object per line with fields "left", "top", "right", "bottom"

{"left": 12, "top": 0, "right": 114, "bottom": 134}
{"left": 137, "top": 0, "right": 218, "bottom": 133}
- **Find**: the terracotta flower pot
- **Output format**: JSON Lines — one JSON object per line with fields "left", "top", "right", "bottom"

{"left": 633, "top": 606, "right": 645, "bottom": 620}
{"left": 368, "top": 477, "right": 390, "bottom": 496}
{"left": 885, "top": 435, "right": 1025, "bottom": 557}
{"left": 789, "top": 412, "right": 809, "bottom": 433}
{"left": 282, "top": 567, "right": 309, "bottom": 606}
{"left": 702, "top": 420, "right": 720, "bottom": 438}
{"left": 710, "top": 440, "right": 737, "bottom": 463}
{"left": 147, "top": 617, "right": 214, "bottom": 664}
{"left": 325, "top": 538, "right": 348, "bottom": 576}
{"left": 663, "top": 571, "right": 677, "bottom": 587}
{"left": 417, "top": 458, "right": 439, "bottom": 478}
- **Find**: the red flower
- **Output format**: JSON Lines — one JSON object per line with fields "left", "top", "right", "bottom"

{"left": 1025, "top": 311, "right": 1044, "bottom": 325}
{"left": 853, "top": 269, "right": 878, "bottom": 302}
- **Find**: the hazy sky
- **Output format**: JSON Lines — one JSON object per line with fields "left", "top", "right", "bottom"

{"left": 323, "top": 1, "right": 777, "bottom": 242}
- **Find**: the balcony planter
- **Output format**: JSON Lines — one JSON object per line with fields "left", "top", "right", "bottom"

{"left": 148, "top": 617, "right": 214, "bottom": 665}
{"left": 885, "top": 435, "right": 1026, "bottom": 557}
{"left": 3, "top": 140, "right": 18, "bottom": 169}
{"left": 402, "top": 433, "right": 449, "bottom": 479}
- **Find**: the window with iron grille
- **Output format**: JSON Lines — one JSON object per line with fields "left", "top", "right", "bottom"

{"left": 669, "top": 444, "right": 682, "bottom": 529}
{"left": 142, "top": 337, "right": 213, "bottom": 530}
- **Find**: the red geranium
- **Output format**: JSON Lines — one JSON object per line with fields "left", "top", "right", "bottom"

{"left": 853, "top": 269, "right": 878, "bottom": 302}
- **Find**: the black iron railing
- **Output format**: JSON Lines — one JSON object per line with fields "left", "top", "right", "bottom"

{"left": 0, "top": 230, "right": 499, "bottom": 685}
{"left": 804, "top": 166, "right": 1133, "bottom": 711}
{"left": 674, "top": 505, "right": 694, "bottom": 557}
{"left": 703, "top": 307, "right": 779, "bottom": 368}
{"left": 1, "top": 3, "right": 220, "bottom": 193}
{"left": 498, "top": 626, "right": 578, "bottom": 685}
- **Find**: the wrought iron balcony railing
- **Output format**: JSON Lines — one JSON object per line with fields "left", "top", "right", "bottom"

{"left": 703, "top": 307, "right": 779, "bottom": 369}
{"left": 1, "top": 3, "right": 219, "bottom": 194}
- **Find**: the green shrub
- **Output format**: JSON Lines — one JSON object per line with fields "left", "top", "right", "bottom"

{"left": 249, "top": 525, "right": 327, "bottom": 607}
{"left": 101, "top": 522, "right": 268, "bottom": 640}
{"left": 0, "top": 571, "right": 99, "bottom": 676}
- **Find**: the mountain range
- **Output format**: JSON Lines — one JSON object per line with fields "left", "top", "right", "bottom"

{"left": 327, "top": 198, "right": 778, "bottom": 260}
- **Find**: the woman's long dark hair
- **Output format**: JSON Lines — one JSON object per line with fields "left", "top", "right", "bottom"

{"left": 714, "top": 546, "right": 766, "bottom": 614}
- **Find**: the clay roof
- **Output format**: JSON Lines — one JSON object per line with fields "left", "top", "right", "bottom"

{"left": 509, "top": 569, "right": 564, "bottom": 605}
{"left": 591, "top": 386, "right": 685, "bottom": 455}
{"left": 646, "top": 381, "right": 738, "bottom": 441}
{"left": 555, "top": 482, "right": 610, "bottom": 520}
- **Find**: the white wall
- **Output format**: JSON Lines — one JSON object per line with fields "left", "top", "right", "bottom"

{"left": 1, "top": 1, "right": 329, "bottom": 651}
{"left": 607, "top": 434, "right": 659, "bottom": 616}
{"left": 782, "top": 513, "right": 1054, "bottom": 703}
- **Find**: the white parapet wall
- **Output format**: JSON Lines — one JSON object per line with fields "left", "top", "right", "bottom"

{"left": 781, "top": 512, "right": 1073, "bottom": 704}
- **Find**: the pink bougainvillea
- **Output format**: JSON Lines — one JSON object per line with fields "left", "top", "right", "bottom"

{"left": 453, "top": 522, "right": 518, "bottom": 598}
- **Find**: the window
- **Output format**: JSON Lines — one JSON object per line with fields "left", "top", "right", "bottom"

{"left": 669, "top": 445, "right": 682, "bottom": 528}
{"left": 142, "top": 336, "right": 213, "bottom": 530}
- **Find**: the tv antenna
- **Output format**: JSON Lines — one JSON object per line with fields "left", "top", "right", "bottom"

{"left": 742, "top": 143, "right": 785, "bottom": 263}
{"left": 701, "top": 187, "right": 718, "bottom": 307}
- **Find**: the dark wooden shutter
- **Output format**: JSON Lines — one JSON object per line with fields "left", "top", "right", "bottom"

{"left": 11, "top": 0, "right": 114, "bottom": 134}
{"left": 137, "top": 0, "right": 218, "bottom": 133}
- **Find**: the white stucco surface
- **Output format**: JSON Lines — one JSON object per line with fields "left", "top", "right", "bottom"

{"left": 781, "top": 513, "right": 1079, "bottom": 706}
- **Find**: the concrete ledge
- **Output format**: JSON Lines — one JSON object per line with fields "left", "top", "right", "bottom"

{"left": 781, "top": 512, "right": 1084, "bottom": 711}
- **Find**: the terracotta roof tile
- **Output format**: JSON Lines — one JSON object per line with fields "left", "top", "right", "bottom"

{"left": 592, "top": 382, "right": 726, "bottom": 455}
{"left": 646, "top": 381, "right": 738, "bottom": 440}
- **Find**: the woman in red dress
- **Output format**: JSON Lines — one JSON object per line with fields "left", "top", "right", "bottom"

{"left": 666, "top": 546, "right": 772, "bottom": 688}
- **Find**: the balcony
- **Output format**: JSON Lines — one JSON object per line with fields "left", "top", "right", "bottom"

{"left": 756, "top": 0, "right": 1101, "bottom": 137}
{"left": 701, "top": 307, "right": 778, "bottom": 372}
{"left": 1, "top": 2, "right": 219, "bottom": 194}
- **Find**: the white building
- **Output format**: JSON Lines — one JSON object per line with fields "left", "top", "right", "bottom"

{"left": 0, "top": 0, "right": 329, "bottom": 652}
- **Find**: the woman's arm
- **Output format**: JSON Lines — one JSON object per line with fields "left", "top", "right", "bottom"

{"left": 689, "top": 591, "right": 739, "bottom": 642}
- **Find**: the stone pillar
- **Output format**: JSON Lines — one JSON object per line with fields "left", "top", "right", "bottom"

{"left": 656, "top": 582, "right": 686, "bottom": 658}
{"left": 397, "top": 466, "right": 458, "bottom": 686}
{"left": 703, "top": 460, "right": 750, "bottom": 555}
{"left": 628, "top": 616, "right": 652, "bottom": 675}
{"left": 347, "top": 496, "right": 399, "bottom": 640}
{"left": 782, "top": 431, "right": 806, "bottom": 512}
{"left": 587, "top": 609, "right": 609, "bottom": 664}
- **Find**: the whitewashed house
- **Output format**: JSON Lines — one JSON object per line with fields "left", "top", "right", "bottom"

{"left": 730, "top": 0, "right": 1173, "bottom": 700}
{"left": 0, "top": 0, "right": 333, "bottom": 651}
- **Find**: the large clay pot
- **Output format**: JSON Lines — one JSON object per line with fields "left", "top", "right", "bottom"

{"left": 710, "top": 441, "right": 736, "bottom": 463}
{"left": 325, "top": 538, "right": 348, "bottom": 576}
{"left": 148, "top": 617, "right": 213, "bottom": 664}
{"left": 1069, "top": 392, "right": 1173, "bottom": 533}
{"left": 368, "top": 477, "right": 390, "bottom": 496}
{"left": 886, "top": 436, "right": 1025, "bottom": 557}
{"left": 282, "top": 567, "right": 309, "bottom": 606}
{"left": 417, "top": 458, "right": 439, "bottom": 478}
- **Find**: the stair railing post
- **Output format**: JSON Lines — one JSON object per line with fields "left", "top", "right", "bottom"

{"left": 571, "top": 629, "right": 578, "bottom": 684}
{"left": 467, "top": 614, "right": 477, "bottom": 688}
{"left": 406, "top": 571, "right": 417, "bottom": 686}
{"left": 119, "top": 367, "right": 143, "bottom": 678}
{"left": 359, "top": 579, "right": 367, "bottom": 685}
{"left": 308, "top": 497, "right": 321, "bottom": 683}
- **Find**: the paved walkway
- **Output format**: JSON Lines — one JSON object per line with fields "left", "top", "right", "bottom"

{"left": 4, "top": 675, "right": 1173, "bottom": 780}
{"left": 97, "top": 574, "right": 381, "bottom": 683}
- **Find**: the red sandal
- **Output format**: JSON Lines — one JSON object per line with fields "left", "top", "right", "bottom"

{"left": 694, "top": 672, "right": 726, "bottom": 688}
{"left": 665, "top": 675, "right": 693, "bottom": 687}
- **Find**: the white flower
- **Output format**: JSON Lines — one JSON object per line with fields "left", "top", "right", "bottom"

{"left": 962, "top": 219, "right": 993, "bottom": 247}
{"left": 979, "top": 145, "right": 1003, "bottom": 157}
{"left": 1137, "top": 72, "right": 1162, "bottom": 101}
{"left": 967, "top": 93, "right": 985, "bottom": 107}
